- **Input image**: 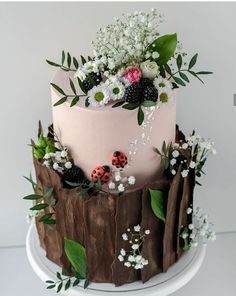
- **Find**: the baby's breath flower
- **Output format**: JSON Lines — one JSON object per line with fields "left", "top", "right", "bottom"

{"left": 108, "top": 181, "right": 116, "bottom": 190}
{"left": 65, "top": 161, "right": 72, "bottom": 169}
{"left": 134, "top": 225, "right": 141, "bottom": 232}
{"left": 128, "top": 176, "right": 136, "bottom": 185}
{"left": 122, "top": 233, "right": 128, "bottom": 241}
{"left": 172, "top": 150, "right": 179, "bottom": 158}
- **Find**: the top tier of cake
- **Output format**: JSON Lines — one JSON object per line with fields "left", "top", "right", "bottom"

{"left": 51, "top": 70, "right": 176, "bottom": 189}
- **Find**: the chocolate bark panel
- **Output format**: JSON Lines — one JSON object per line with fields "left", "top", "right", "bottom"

{"left": 111, "top": 190, "right": 142, "bottom": 286}
{"left": 140, "top": 179, "right": 169, "bottom": 283}
{"left": 163, "top": 167, "right": 183, "bottom": 272}
{"left": 177, "top": 170, "right": 195, "bottom": 259}
{"left": 84, "top": 194, "right": 116, "bottom": 283}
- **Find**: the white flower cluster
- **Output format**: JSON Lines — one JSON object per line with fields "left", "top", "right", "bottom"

{"left": 87, "top": 75, "right": 125, "bottom": 107}
{"left": 169, "top": 134, "right": 216, "bottom": 178}
{"left": 42, "top": 148, "right": 72, "bottom": 173}
{"left": 118, "top": 225, "right": 150, "bottom": 269}
{"left": 108, "top": 171, "right": 136, "bottom": 193}
{"left": 181, "top": 206, "right": 216, "bottom": 248}
{"left": 93, "top": 9, "right": 164, "bottom": 71}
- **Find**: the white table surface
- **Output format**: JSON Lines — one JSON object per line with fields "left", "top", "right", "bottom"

{"left": 0, "top": 232, "right": 235, "bottom": 296}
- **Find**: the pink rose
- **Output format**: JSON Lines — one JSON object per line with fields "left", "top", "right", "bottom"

{"left": 122, "top": 66, "right": 142, "bottom": 84}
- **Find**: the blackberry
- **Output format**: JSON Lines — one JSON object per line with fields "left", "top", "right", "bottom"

{"left": 61, "top": 165, "right": 85, "bottom": 189}
{"left": 124, "top": 82, "right": 143, "bottom": 104}
{"left": 83, "top": 72, "right": 102, "bottom": 92}
{"left": 140, "top": 78, "right": 154, "bottom": 88}
{"left": 142, "top": 85, "right": 158, "bottom": 102}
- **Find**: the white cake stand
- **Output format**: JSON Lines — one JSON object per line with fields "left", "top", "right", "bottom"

{"left": 26, "top": 224, "right": 206, "bottom": 296}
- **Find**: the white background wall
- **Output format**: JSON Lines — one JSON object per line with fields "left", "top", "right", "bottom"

{"left": 0, "top": 2, "right": 235, "bottom": 247}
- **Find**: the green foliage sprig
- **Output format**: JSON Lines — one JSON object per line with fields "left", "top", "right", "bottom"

{"left": 154, "top": 141, "right": 172, "bottom": 169}
{"left": 32, "top": 133, "right": 56, "bottom": 160}
{"left": 164, "top": 53, "right": 213, "bottom": 87}
{"left": 46, "top": 238, "right": 90, "bottom": 292}
{"left": 46, "top": 51, "right": 79, "bottom": 72}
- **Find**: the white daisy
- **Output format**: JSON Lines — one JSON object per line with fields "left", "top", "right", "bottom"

{"left": 87, "top": 84, "right": 110, "bottom": 107}
{"left": 157, "top": 87, "right": 174, "bottom": 104}
{"left": 154, "top": 76, "right": 172, "bottom": 90}
{"left": 108, "top": 80, "right": 125, "bottom": 101}
{"left": 74, "top": 68, "right": 86, "bottom": 81}
{"left": 82, "top": 61, "right": 99, "bottom": 74}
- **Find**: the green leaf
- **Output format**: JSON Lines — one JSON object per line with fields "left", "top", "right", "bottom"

{"left": 70, "top": 96, "right": 80, "bottom": 107}
{"left": 67, "top": 52, "right": 72, "bottom": 68}
{"left": 46, "top": 280, "right": 54, "bottom": 284}
{"left": 188, "top": 53, "right": 198, "bottom": 69}
{"left": 23, "top": 194, "right": 42, "bottom": 200}
{"left": 73, "top": 278, "right": 80, "bottom": 287}
{"left": 164, "top": 63, "right": 172, "bottom": 75}
{"left": 23, "top": 173, "right": 36, "bottom": 191}
{"left": 57, "top": 272, "right": 62, "bottom": 280}
{"left": 53, "top": 96, "right": 67, "bottom": 106}
{"left": 57, "top": 282, "right": 63, "bottom": 293}
{"left": 112, "top": 100, "right": 125, "bottom": 108}
{"left": 179, "top": 72, "right": 189, "bottom": 83}
{"left": 122, "top": 103, "right": 139, "bottom": 110}
{"left": 84, "top": 279, "right": 89, "bottom": 289}
{"left": 30, "top": 203, "right": 49, "bottom": 211}
{"left": 188, "top": 71, "right": 204, "bottom": 84}
{"left": 159, "top": 65, "right": 166, "bottom": 77}
{"left": 69, "top": 78, "right": 77, "bottom": 95}
{"left": 87, "top": 56, "right": 92, "bottom": 61}
{"left": 64, "top": 238, "right": 87, "bottom": 279}
{"left": 195, "top": 71, "right": 213, "bottom": 75}
{"left": 39, "top": 213, "right": 54, "bottom": 222}
{"left": 77, "top": 77, "right": 87, "bottom": 94}
{"left": 80, "top": 55, "right": 87, "bottom": 65}
{"left": 61, "top": 50, "right": 65, "bottom": 65}
{"left": 47, "top": 284, "right": 56, "bottom": 289}
{"left": 43, "top": 187, "right": 54, "bottom": 198}
{"left": 177, "top": 54, "right": 182, "bottom": 69}
{"left": 137, "top": 106, "right": 144, "bottom": 126}
{"left": 73, "top": 57, "right": 79, "bottom": 69}
{"left": 149, "top": 189, "right": 166, "bottom": 222}
{"left": 65, "top": 279, "right": 71, "bottom": 291}
{"left": 182, "top": 227, "right": 190, "bottom": 251}
{"left": 46, "top": 60, "right": 61, "bottom": 67}
{"left": 173, "top": 76, "right": 186, "bottom": 86}
{"left": 51, "top": 83, "right": 66, "bottom": 96}
{"left": 154, "top": 147, "right": 162, "bottom": 156}
{"left": 97, "top": 179, "right": 102, "bottom": 191}
{"left": 43, "top": 219, "right": 56, "bottom": 225}
{"left": 147, "top": 33, "right": 177, "bottom": 65}
{"left": 142, "top": 100, "right": 156, "bottom": 107}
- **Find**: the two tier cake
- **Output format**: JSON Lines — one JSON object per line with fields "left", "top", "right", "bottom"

{"left": 23, "top": 9, "right": 216, "bottom": 293}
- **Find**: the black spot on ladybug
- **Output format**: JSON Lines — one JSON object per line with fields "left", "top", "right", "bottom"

{"left": 113, "top": 151, "right": 121, "bottom": 157}
{"left": 103, "top": 165, "right": 110, "bottom": 172}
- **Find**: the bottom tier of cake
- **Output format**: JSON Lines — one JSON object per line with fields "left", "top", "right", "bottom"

{"left": 33, "top": 152, "right": 195, "bottom": 286}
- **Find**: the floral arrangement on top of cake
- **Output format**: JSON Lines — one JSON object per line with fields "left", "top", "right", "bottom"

{"left": 47, "top": 9, "right": 212, "bottom": 125}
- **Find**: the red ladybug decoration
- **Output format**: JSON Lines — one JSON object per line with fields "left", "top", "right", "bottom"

{"left": 112, "top": 151, "right": 128, "bottom": 169}
{"left": 91, "top": 165, "right": 112, "bottom": 184}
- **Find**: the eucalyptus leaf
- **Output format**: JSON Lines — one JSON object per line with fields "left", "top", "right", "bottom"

{"left": 57, "top": 282, "right": 63, "bottom": 293}
{"left": 61, "top": 50, "right": 65, "bottom": 65}
{"left": 164, "top": 63, "right": 172, "bottom": 75}
{"left": 177, "top": 54, "right": 182, "bottom": 69}
{"left": 149, "top": 189, "right": 166, "bottom": 222}
{"left": 46, "top": 60, "right": 61, "bottom": 67}
{"left": 137, "top": 106, "right": 144, "bottom": 126}
{"left": 87, "top": 56, "right": 92, "bottom": 61}
{"left": 188, "top": 53, "right": 198, "bottom": 69}
{"left": 112, "top": 100, "right": 125, "bottom": 108}
{"left": 173, "top": 76, "right": 186, "bottom": 86}
{"left": 67, "top": 52, "right": 72, "bottom": 68}
{"left": 77, "top": 77, "right": 87, "bottom": 94}
{"left": 30, "top": 203, "right": 49, "bottom": 211}
{"left": 188, "top": 71, "right": 204, "bottom": 84}
{"left": 47, "top": 284, "right": 56, "bottom": 289}
{"left": 195, "top": 71, "right": 213, "bottom": 75}
{"left": 23, "top": 173, "right": 36, "bottom": 191}
{"left": 46, "top": 280, "right": 54, "bottom": 284}
{"left": 70, "top": 96, "right": 80, "bottom": 107}
{"left": 84, "top": 279, "right": 89, "bottom": 289}
{"left": 64, "top": 238, "right": 87, "bottom": 279}
{"left": 57, "top": 272, "right": 62, "bottom": 280}
{"left": 69, "top": 78, "right": 77, "bottom": 95}
{"left": 122, "top": 103, "right": 139, "bottom": 110}
{"left": 43, "top": 219, "right": 56, "bottom": 225}
{"left": 179, "top": 72, "right": 189, "bottom": 83}
{"left": 154, "top": 147, "right": 162, "bottom": 156}
{"left": 80, "top": 55, "right": 87, "bottom": 65}
{"left": 73, "top": 278, "right": 80, "bottom": 287}
{"left": 51, "top": 83, "right": 66, "bottom": 96}
{"left": 53, "top": 97, "right": 67, "bottom": 106}
{"left": 39, "top": 213, "right": 54, "bottom": 222}
{"left": 73, "top": 57, "right": 79, "bottom": 69}
{"left": 142, "top": 100, "right": 156, "bottom": 107}
{"left": 65, "top": 279, "right": 71, "bottom": 291}
{"left": 23, "top": 194, "right": 42, "bottom": 200}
